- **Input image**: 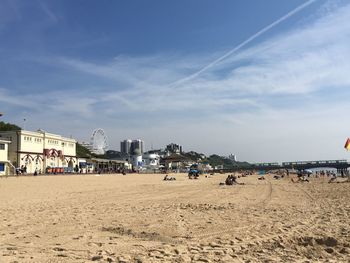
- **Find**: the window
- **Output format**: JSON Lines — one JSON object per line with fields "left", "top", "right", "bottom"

{"left": 24, "top": 136, "right": 32, "bottom": 142}
{"left": 0, "top": 163, "right": 4, "bottom": 171}
{"left": 34, "top": 138, "right": 41, "bottom": 143}
{"left": 0, "top": 144, "right": 4, "bottom": 150}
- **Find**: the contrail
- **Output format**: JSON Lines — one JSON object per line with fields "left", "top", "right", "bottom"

{"left": 171, "top": 0, "right": 318, "bottom": 87}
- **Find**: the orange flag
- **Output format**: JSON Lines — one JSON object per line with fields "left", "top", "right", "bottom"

{"left": 344, "top": 138, "right": 350, "bottom": 150}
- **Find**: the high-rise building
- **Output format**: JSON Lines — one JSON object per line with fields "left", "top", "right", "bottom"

{"left": 120, "top": 139, "right": 132, "bottom": 154}
{"left": 166, "top": 143, "right": 182, "bottom": 154}
{"left": 131, "top": 139, "right": 144, "bottom": 155}
{"left": 121, "top": 139, "right": 144, "bottom": 155}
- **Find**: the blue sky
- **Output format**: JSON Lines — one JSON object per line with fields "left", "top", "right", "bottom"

{"left": 1, "top": 0, "right": 350, "bottom": 162}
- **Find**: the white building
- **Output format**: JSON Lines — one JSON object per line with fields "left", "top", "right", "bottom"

{"left": 0, "top": 129, "right": 77, "bottom": 174}
{"left": 0, "top": 139, "right": 11, "bottom": 176}
{"left": 131, "top": 154, "right": 143, "bottom": 169}
{"left": 143, "top": 153, "right": 160, "bottom": 168}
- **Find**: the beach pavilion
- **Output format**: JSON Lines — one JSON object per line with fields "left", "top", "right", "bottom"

{"left": 0, "top": 129, "right": 77, "bottom": 174}
{"left": 89, "top": 158, "right": 128, "bottom": 173}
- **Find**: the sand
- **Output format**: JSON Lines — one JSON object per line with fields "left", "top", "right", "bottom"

{"left": 0, "top": 173, "right": 349, "bottom": 262}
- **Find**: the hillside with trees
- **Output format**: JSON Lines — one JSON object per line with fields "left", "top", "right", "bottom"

{"left": 76, "top": 143, "right": 109, "bottom": 159}
{"left": 182, "top": 151, "right": 251, "bottom": 169}
{"left": 205, "top": 154, "right": 250, "bottom": 169}
{"left": 0, "top": 121, "right": 21, "bottom": 131}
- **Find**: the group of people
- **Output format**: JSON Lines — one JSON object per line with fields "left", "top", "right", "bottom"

{"left": 15, "top": 165, "right": 30, "bottom": 176}
{"left": 315, "top": 170, "right": 348, "bottom": 178}
{"left": 15, "top": 166, "right": 42, "bottom": 176}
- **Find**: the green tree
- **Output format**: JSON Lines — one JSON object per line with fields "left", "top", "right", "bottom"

{"left": 76, "top": 143, "right": 106, "bottom": 159}
{"left": 0, "top": 121, "right": 21, "bottom": 131}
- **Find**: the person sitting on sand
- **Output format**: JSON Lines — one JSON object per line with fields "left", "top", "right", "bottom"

{"left": 291, "top": 174, "right": 309, "bottom": 183}
{"left": 225, "top": 175, "right": 240, "bottom": 185}
{"left": 163, "top": 174, "right": 176, "bottom": 181}
{"left": 225, "top": 175, "right": 232, "bottom": 185}
{"left": 328, "top": 173, "right": 337, "bottom": 183}
{"left": 231, "top": 175, "right": 238, "bottom": 184}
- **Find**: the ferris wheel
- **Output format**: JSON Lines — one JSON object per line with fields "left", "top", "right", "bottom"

{"left": 90, "top": 128, "right": 108, "bottom": 155}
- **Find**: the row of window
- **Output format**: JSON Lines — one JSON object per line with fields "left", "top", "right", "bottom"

{"left": 22, "top": 136, "right": 74, "bottom": 147}
{"left": 24, "top": 136, "right": 43, "bottom": 143}
{"left": 48, "top": 140, "right": 74, "bottom": 147}
{"left": 48, "top": 139, "right": 59, "bottom": 145}
{"left": 24, "top": 136, "right": 32, "bottom": 141}
{"left": 61, "top": 142, "right": 74, "bottom": 147}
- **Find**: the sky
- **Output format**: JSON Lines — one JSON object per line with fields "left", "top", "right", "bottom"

{"left": 1, "top": 0, "right": 350, "bottom": 163}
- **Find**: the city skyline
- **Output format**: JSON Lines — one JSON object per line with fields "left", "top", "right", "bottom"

{"left": 1, "top": 0, "right": 350, "bottom": 162}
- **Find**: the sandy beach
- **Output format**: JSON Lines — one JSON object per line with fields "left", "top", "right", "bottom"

{"left": 0, "top": 173, "right": 349, "bottom": 262}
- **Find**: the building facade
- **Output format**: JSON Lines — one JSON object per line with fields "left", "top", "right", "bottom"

{"left": 143, "top": 153, "right": 160, "bottom": 168}
{"left": 131, "top": 139, "right": 144, "bottom": 154}
{"left": 166, "top": 143, "right": 183, "bottom": 154}
{"left": 0, "top": 129, "right": 77, "bottom": 174}
{"left": 0, "top": 139, "right": 11, "bottom": 176}
{"left": 120, "top": 139, "right": 132, "bottom": 154}
{"left": 121, "top": 139, "right": 144, "bottom": 155}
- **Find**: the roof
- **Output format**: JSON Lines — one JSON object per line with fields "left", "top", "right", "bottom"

{"left": 0, "top": 129, "right": 76, "bottom": 142}
{"left": 90, "top": 158, "right": 126, "bottom": 164}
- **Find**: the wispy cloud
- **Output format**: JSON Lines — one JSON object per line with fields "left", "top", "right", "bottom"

{"left": 37, "top": 0, "right": 58, "bottom": 23}
{"left": 2, "top": 0, "right": 350, "bottom": 161}
{"left": 36, "top": 0, "right": 350, "bottom": 118}
{"left": 170, "top": 0, "right": 318, "bottom": 87}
